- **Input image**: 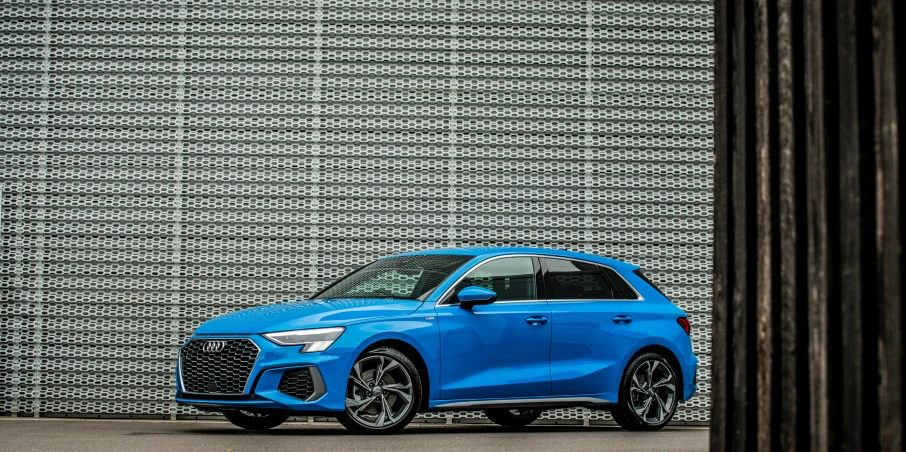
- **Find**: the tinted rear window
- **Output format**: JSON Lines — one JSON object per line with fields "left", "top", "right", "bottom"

{"left": 543, "top": 258, "right": 614, "bottom": 300}
{"left": 601, "top": 267, "right": 639, "bottom": 300}
{"left": 632, "top": 269, "right": 669, "bottom": 300}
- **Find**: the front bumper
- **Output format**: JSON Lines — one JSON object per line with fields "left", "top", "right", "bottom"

{"left": 175, "top": 334, "right": 349, "bottom": 414}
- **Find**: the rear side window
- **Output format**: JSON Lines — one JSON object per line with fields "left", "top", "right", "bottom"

{"left": 600, "top": 267, "right": 639, "bottom": 300}
{"left": 543, "top": 258, "right": 614, "bottom": 300}
{"left": 633, "top": 269, "right": 669, "bottom": 300}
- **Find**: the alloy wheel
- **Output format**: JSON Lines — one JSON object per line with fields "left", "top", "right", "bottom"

{"left": 629, "top": 359, "right": 677, "bottom": 424}
{"left": 345, "top": 355, "right": 415, "bottom": 428}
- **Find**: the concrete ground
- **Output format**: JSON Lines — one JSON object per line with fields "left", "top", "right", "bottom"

{"left": 0, "top": 418, "right": 708, "bottom": 452}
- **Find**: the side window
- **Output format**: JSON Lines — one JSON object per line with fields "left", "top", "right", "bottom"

{"left": 454, "top": 257, "right": 536, "bottom": 302}
{"left": 544, "top": 259, "right": 614, "bottom": 300}
{"left": 600, "top": 267, "right": 640, "bottom": 300}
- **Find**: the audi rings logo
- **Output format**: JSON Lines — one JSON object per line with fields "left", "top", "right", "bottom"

{"left": 202, "top": 340, "right": 226, "bottom": 353}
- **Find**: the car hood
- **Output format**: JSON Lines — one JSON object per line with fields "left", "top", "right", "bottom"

{"left": 194, "top": 298, "right": 423, "bottom": 335}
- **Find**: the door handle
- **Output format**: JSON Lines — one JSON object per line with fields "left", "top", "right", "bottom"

{"left": 525, "top": 316, "right": 549, "bottom": 326}
{"left": 612, "top": 315, "right": 633, "bottom": 324}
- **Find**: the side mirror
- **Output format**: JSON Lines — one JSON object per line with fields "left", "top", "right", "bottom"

{"left": 456, "top": 286, "right": 498, "bottom": 310}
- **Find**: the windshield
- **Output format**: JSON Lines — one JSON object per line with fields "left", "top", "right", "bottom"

{"left": 313, "top": 255, "right": 473, "bottom": 301}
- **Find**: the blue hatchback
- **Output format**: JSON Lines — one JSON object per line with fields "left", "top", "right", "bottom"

{"left": 175, "top": 247, "right": 698, "bottom": 433}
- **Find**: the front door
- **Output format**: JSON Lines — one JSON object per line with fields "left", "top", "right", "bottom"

{"left": 435, "top": 256, "right": 552, "bottom": 400}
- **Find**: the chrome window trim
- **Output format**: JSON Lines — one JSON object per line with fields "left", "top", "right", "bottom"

{"left": 435, "top": 253, "right": 644, "bottom": 305}
{"left": 435, "top": 299, "right": 546, "bottom": 307}
{"left": 544, "top": 298, "right": 643, "bottom": 303}
{"left": 178, "top": 337, "right": 261, "bottom": 395}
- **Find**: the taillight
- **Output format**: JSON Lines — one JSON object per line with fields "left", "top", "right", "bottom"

{"left": 677, "top": 317, "right": 691, "bottom": 335}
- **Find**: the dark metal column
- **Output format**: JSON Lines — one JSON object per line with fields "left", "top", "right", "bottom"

{"left": 711, "top": 0, "right": 903, "bottom": 450}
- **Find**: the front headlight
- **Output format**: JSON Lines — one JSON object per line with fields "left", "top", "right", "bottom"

{"left": 262, "top": 326, "right": 345, "bottom": 352}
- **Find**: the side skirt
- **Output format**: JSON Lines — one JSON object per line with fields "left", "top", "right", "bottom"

{"left": 429, "top": 397, "right": 613, "bottom": 411}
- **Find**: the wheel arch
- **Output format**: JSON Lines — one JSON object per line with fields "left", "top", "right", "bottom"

{"left": 623, "top": 343, "right": 684, "bottom": 397}
{"left": 361, "top": 338, "right": 431, "bottom": 412}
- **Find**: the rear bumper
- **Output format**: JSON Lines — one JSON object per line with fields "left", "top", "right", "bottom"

{"left": 683, "top": 352, "right": 699, "bottom": 401}
{"left": 174, "top": 335, "right": 348, "bottom": 414}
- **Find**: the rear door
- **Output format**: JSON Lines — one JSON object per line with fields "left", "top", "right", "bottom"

{"left": 435, "top": 256, "right": 551, "bottom": 400}
{"left": 542, "top": 258, "right": 640, "bottom": 395}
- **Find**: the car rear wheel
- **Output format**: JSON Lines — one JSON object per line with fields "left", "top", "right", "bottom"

{"left": 610, "top": 352, "right": 679, "bottom": 431}
{"left": 337, "top": 346, "right": 422, "bottom": 434}
{"left": 484, "top": 408, "right": 542, "bottom": 427}
{"left": 222, "top": 410, "right": 288, "bottom": 430}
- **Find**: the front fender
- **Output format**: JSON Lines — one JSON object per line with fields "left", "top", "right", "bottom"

{"left": 331, "top": 312, "right": 441, "bottom": 404}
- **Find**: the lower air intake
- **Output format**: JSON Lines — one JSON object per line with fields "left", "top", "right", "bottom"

{"left": 278, "top": 368, "right": 315, "bottom": 400}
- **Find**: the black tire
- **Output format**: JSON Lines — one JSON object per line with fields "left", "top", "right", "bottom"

{"left": 336, "top": 346, "right": 423, "bottom": 434}
{"left": 610, "top": 352, "right": 679, "bottom": 431}
{"left": 222, "top": 411, "right": 288, "bottom": 430}
{"left": 484, "top": 408, "right": 542, "bottom": 427}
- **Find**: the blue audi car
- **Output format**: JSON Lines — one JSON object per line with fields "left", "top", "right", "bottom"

{"left": 175, "top": 247, "right": 697, "bottom": 433}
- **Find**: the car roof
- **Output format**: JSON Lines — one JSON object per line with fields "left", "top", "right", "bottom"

{"left": 385, "top": 246, "right": 639, "bottom": 272}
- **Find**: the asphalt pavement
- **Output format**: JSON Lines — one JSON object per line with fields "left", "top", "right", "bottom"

{"left": 0, "top": 418, "right": 708, "bottom": 452}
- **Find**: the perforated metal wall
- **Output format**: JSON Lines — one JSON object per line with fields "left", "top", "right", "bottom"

{"left": 0, "top": 0, "right": 713, "bottom": 423}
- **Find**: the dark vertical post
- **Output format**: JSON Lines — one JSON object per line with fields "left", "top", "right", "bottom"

{"left": 803, "top": 0, "right": 833, "bottom": 448}
{"left": 835, "top": 0, "right": 878, "bottom": 448}
{"left": 873, "top": 1, "right": 904, "bottom": 449}
{"left": 776, "top": 1, "right": 809, "bottom": 450}
{"left": 711, "top": 0, "right": 903, "bottom": 450}
{"left": 709, "top": 0, "right": 732, "bottom": 449}
{"left": 729, "top": 0, "right": 757, "bottom": 447}
{"left": 754, "top": 0, "right": 780, "bottom": 448}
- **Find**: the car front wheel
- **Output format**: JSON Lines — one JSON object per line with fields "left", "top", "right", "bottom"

{"left": 336, "top": 346, "right": 422, "bottom": 434}
{"left": 610, "top": 352, "right": 679, "bottom": 431}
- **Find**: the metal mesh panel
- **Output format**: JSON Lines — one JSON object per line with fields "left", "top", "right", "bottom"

{"left": 0, "top": 0, "right": 713, "bottom": 423}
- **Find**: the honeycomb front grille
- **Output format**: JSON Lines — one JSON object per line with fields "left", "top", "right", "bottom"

{"left": 278, "top": 368, "right": 315, "bottom": 400}
{"left": 180, "top": 339, "right": 259, "bottom": 394}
